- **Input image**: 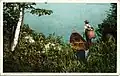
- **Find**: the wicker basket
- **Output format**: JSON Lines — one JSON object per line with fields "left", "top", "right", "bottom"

{"left": 70, "top": 32, "right": 87, "bottom": 51}
{"left": 71, "top": 42, "right": 86, "bottom": 51}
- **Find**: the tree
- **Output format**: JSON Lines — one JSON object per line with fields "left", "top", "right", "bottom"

{"left": 3, "top": 3, "right": 53, "bottom": 52}
{"left": 88, "top": 3, "right": 117, "bottom": 72}
{"left": 3, "top": 3, "right": 117, "bottom": 72}
{"left": 96, "top": 3, "right": 117, "bottom": 41}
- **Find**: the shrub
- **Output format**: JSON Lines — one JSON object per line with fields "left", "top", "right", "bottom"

{"left": 3, "top": 24, "right": 116, "bottom": 72}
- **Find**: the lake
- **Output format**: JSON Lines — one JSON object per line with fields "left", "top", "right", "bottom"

{"left": 24, "top": 3, "right": 111, "bottom": 42}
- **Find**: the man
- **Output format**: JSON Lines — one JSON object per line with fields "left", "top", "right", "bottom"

{"left": 84, "top": 20, "right": 95, "bottom": 46}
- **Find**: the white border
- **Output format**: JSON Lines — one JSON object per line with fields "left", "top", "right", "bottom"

{"left": 0, "top": 0, "right": 120, "bottom": 75}
{"left": 0, "top": 0, "right": 3, "bottom": 75}
{"left": 0, "top": 0, "right": 119, "bottom": 3}
{"left": 117, "top": 1, "right": 120, "bottom": 75}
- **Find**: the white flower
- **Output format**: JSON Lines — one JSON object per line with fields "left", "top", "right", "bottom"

{"left": 45, "top": 42, "right": 56, "bottom": 50}
{"left": 45, "top": 43, "right": 50, "bottom": 50}
{"left": 58, "top": 46, "right": 61, "bottom": 50}
{"left": 24, "top": 35, "right": 35, "bottom": 43}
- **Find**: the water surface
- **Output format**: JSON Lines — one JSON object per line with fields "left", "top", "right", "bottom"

{"left": 24, "top": 3, "right": 110, "bottom": 42}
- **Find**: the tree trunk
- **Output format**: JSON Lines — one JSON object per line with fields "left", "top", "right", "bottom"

{"left": 11, "top": 7, "right": 24, "bottom": 51}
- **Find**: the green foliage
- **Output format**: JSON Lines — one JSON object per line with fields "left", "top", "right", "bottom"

{"left": 89, "top": 3, "right": 117, "bottom": 72}
{"left": 3, "top": 3, "right": 53, "bottom": 51}
{"left": 3, "top": 3, "right": 116, "bottom": 73}
{"left": 30, "top": 8, "right": 53, "bottom": 16}
{"left": 96, "top": 3, "right": 117, "bottom": 40}
{"left": 3, "top": 3, "right": 20, "bottom": 51}
{"left": 4, "top": 24, "right": 116, "bottom": 72}
{"left": 87, "top": 37, "right": 116, "bottom": 72}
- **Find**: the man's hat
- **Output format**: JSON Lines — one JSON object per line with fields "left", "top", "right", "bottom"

{"left": 84, "top": 20, "right": 89, "bottom": 24}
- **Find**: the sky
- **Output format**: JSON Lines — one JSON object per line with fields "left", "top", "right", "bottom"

{"left": 24, "top": 3, "right": 111, "bottom": 42}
